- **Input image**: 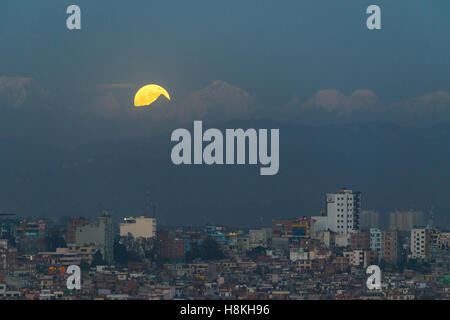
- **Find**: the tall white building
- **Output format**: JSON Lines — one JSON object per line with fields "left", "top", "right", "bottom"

{"left": 326, "top": 189, "right": 361, "bottom": 246}
{"left": 119, "top": 216, "right": 156, "bottom": 239}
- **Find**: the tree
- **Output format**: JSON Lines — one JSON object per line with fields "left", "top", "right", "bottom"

{"left": 113, "top": 239, "right": 141, "bottom": 266}
{"left": 185, "top": 239, "right": 224, "bottom": 262}
{"left": 248, "top": 246, "right": 266, "bottom": 260}
{"left": 80, "top": 259, "right": 90, "bottom": 271}
{"left": 255, "top": 265, "right": 264, "bottom": 276}
{"left": 91, "top": 250, "right": 104, "bottom": 267}
{"left": 202, "top": 238, "right": 224, "bottom": 260}
{"left": 114, "top": 240, "right": 128, "bottom": 266}
{"left": 45, "top": 229, "right": 67, "bottom": 252}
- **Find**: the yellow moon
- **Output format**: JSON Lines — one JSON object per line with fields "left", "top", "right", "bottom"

{"left": 134, "top": 84, "right": 171, "bottom": 107}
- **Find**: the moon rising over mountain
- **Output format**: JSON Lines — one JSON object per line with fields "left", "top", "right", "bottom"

{"left": 134, "top": 84, "right": 171, "bottom": 107}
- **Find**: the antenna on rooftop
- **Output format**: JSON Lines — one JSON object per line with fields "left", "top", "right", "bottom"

{"left": 144, "top": 189, "right": 158, "bottom": 219}
{"left": 143, "top": 189, "right": 150, "bottom": 215}
{"left": 151, "top": 202, "right": 158, "bottom": 219}
{"left": 428, "top": 206, "right": 434, "bottom": 229}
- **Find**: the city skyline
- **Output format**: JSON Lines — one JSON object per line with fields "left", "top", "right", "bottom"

{"left": 1, "top": 194, "right": 449, "bottom": 300}
{"left": 1, "top": 187, "right": 444, "bottom": 231}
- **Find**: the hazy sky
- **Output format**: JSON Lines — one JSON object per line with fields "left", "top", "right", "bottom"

{"left": 0, "top": 1, "right": 450, "bottom": 225}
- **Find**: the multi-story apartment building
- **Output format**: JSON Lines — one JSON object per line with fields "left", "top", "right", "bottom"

{"left": 350, "top": 231, "right": 370, "bottom": 250}
{"left": 411, "top": 228, "right": 431, "bottom": 260}
{"left": 390, "top": 210, "right": 424, "bottom": 231}
{"left": 67, "top": 217, "right": 90, "bottom": 244}
{"left": 0, "top": 214, "right": 18, "bottom": 241}
{"left": 344, "top": 250, "right": 364, "bottom": 266}
{"left": 75, "top": 212, "right": 114, "bottom": 264}
{"left": 359, "top": 210, "right": 380, "bottom": 230}
{"left": 249, "top": 228, "right": 272, "bottom": 249}
{"left": 120, "top": 216, "right": 156, "bottom": 239}
{"left": 433, "top": 232, "right": 450, "bottom": 250}
{"left": 326, "top": 189, "right": 361, "bottom": 246}
{"left": 370, "top": 228, "right": 383, "bottom": 259}
{"left": 364, "top": 250, "right": 379, "bottom": 267}
{"left": 382, "top": 229, "right": 399, "bottom": 264}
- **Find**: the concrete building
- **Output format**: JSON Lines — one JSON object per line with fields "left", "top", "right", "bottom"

{"left": 325, "top": 188, "right": 361, "bottom": 246}
{"left": 272, "top": 218, "right": 310, "bottom": 238}
{"left": 389, "top": 210, "right": 424, "bottom": 231}
{"left": 120, "top": 216, "right": 156, "bottom": 239}
{"left": 434, "top": 232, "right": 450, "bottom": 250}
{"left": 411, "top": 228, "right": 431, "bottom": 260}
{"left": 344, "top": 250, "right": 364, "bottom": 266}
{"left": 370, "top": 228, "right": 383, "bottom": 259}
{"left": 335, "top": 234, "right": 349, "bottom": 247}
{"left": 289, "top": 249, "right": 309, "bottom": 262}
{"left": 271, "top": 237, "right": 289, "bottom": 252}
{"left": 364, "top": 250, "right": 379, "bottom": 267}
{"left": 359, "top": 210, "right": 380, "bottom": 230}
{"left": 310, "top": 216, "right": 328, "bottom": 238}
{"left": 311, "top": 230, "right": 335, "bottom": 249}
{"left": 160, "top": 238, "right": 185, "bottom": 261}
{"left": 382, "top": 230, "right": 399, "bottom": 265}
{"left": 0, "top": 214, "right": 17, "bottom": 240}
{"left": 69, "top": 245, "right": 99, "bottom": 265}
{"left": 67, "top": 217, "right": 90, "bottom": 244}
{"left": 75, "top": 212, "right": 114, "bottom": 264}
{"left": 350, "top": 231, "right": 370, "bottom": 250}
{"left": 249, "top": 228, "right": 272, "bottom": 249}
{"left": 37, "top": 245, "right": 99, "bottom": 266}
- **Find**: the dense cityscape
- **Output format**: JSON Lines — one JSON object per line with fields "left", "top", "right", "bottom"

{"left": 0, "top": 188, "right": 449, "bottom": 300}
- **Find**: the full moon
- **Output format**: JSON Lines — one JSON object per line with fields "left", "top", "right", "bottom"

{"left": 134, "top": 84, "right": 171, "bottom": 107}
